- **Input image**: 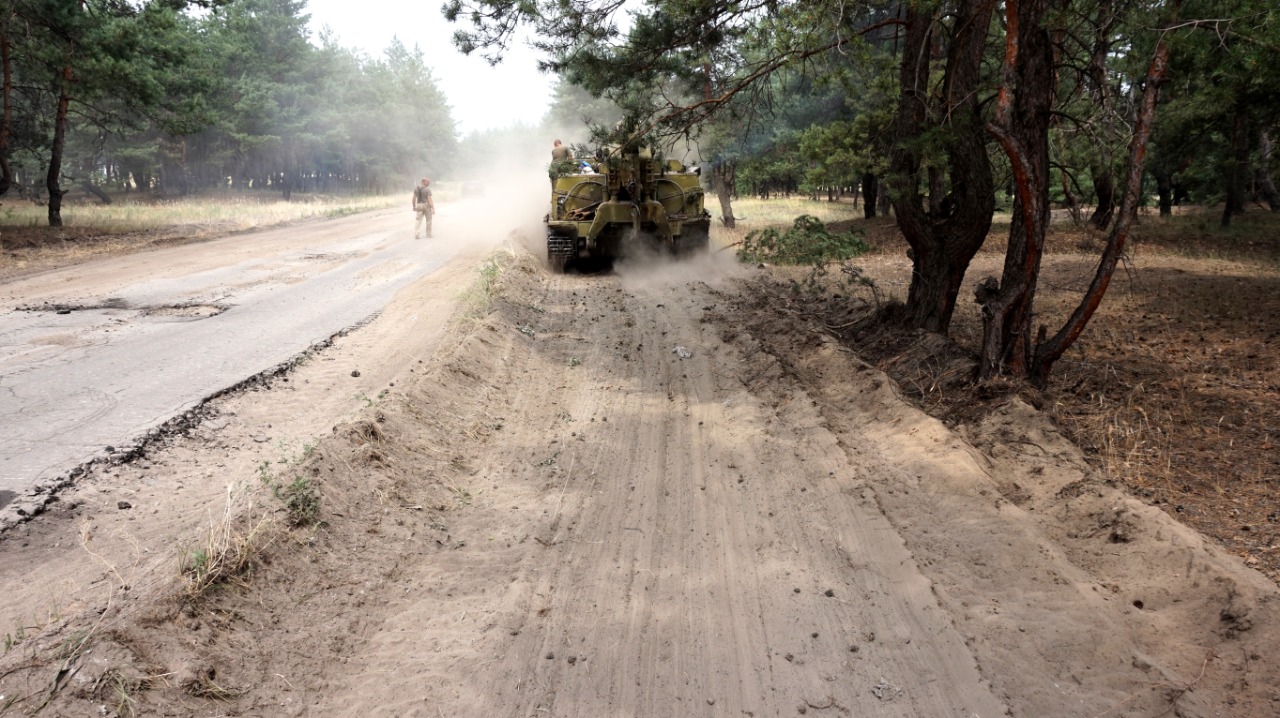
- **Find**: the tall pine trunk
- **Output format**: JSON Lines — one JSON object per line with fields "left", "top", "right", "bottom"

{"left": 1085, "top": 1, "right": 1116, "bottom": 231}
{"left": 1257, "top": 131, "right": 1280, "bottom": 212}
{"left": 861, "top": 172, "right": 877, "bottom": 219}
{"left": 1031, "top": 34, "right": 1171, "bottom": 386}
{"left": 1088, "top": 164, "right": 1115, "bottom": 228}
{"left": 47, "top": 64, "right": 72, "bottom": 227}
{"left": 712, "top": 160, "right": 735, "bottom": 229}
{"left": 1155, "top": 168, "right": 1174, "bottom": 217}
{"left": 0, "top": 29, "right": 12, "bottom": 198}
{"left": 1222, "top": 105, "right": 1249, "bottom": 226}
{"left": 980, "top": 0, "right": 1055, "bottom": 380}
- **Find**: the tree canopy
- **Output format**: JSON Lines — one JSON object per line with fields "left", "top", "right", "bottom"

{"left": 0, "top": 0, "right": 459, "bottom": 220}
{"left": 445, "top": 0, "right": 1280, "bottom": 386}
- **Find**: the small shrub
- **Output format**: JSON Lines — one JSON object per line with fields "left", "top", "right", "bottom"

{"left": 738, "top": 214, "right": 869, "bottom": 265}
{"left": 274, "top": 476, "right": 321, "bottom": 527}
{"left": 462, "top": 245, "right": 517, "bottom": 317}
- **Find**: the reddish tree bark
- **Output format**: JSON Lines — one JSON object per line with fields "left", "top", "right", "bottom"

{"left": 980, "top": 0, "right": 1055, "bottom": 380}
{"left": 1030, "top": 36, "right": 1171, "bottom": 385}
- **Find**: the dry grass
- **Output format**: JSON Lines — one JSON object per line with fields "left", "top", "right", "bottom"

{"left": 0, "top": 192, "right": 398, "bottom": 233}
{"left": 0, "top": 192, "right": 400, "bottom": 277}
{"left": 179, "top": 483, "right": 276, "bottom": 600}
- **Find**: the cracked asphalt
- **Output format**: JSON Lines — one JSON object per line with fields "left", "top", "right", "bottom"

{"left": 0, "top": 207, "right": 457, "bottom": 498}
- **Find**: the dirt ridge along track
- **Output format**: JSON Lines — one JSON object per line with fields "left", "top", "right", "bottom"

{"left": 723, "top": 273, "right": 1280, "bottom": 717}
{"left": 2, "top": 249, "right": 1277, "bottom": 717}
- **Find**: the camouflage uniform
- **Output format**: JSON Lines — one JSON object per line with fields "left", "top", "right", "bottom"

{"left": 413, "top": 181, "right": 434, "bottom": 238}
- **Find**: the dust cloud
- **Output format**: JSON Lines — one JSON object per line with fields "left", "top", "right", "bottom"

{"left": 614, "top": 242, "right": 746, "bottom": 291}
{"left": 435, "top": 125, "right": 554, "bottom": 254}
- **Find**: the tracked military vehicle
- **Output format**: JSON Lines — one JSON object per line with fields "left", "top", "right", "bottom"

{"left": 544, "top": 144, "right": 711, "bottom": 272}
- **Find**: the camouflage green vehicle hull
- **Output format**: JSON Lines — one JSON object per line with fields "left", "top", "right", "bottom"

{"left": 545, "top": 150, "right": 711, "bottom": 272}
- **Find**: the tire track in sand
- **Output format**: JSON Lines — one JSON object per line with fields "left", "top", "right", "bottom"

{"left": 308, "top": 260, "right": 1006, "bottom": 717}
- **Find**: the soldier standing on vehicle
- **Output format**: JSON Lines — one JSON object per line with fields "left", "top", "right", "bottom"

{"left": 552, "top": 140, "right": 572, "bottom": 161}
{"left": 413, "top": 177, "right": 434, "bottom": 239}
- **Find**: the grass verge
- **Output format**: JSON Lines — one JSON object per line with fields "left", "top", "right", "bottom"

{"left": 179, "top": 483, "right": 275, "bottom": 600}
{"left": 1, "top": 193, "right": 399, "bottom": 233}
{"left": 459, "top": 243, "right": 521, "bottom": 318}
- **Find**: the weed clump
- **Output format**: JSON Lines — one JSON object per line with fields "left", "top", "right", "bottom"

{"left": 180, "top": 484, "right": 274, "bottom": 599}
{"left": 273, "top": 476, "right": 321, "bottom": 527}
{"left": 462, "top": 245, "right": 518, "bottom": 317}
{"left": 738, "top": 215, "right": 869, "bottom": 265}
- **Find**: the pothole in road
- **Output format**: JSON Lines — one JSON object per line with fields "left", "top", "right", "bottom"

{"left": 16, "top": 300, "right": 227, "bottom": 320}
{"left": 299, "top": 251, "right": 360, "bottom": 261}
{"left": 139, "top": 303, "right": 227, "bottom": 320}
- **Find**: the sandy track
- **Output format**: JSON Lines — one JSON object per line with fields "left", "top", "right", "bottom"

{"left": 1, "top": 244, "right": 1278, "bottom": 717}
{"left": 303, "top": 257, "right": 1003, "bottom": 717}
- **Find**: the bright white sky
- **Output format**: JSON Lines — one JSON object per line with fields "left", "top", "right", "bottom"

{"left": 305, "top": 0, "right": 554, "bottom": 136}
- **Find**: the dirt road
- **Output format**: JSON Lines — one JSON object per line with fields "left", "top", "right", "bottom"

{"left": 1, "top": 224, "right": 1278, "bottom": 717}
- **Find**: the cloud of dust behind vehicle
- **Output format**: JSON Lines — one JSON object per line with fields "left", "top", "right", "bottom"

{"left": 430, "top": 124, "right": 554, "bottom": 256}
{"left": 613, "top": 231, "right": 746, "bottom": 291}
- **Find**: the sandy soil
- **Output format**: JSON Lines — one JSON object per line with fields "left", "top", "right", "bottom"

{"left": 1, "top": 230, "right": 1278, "bottom": 717}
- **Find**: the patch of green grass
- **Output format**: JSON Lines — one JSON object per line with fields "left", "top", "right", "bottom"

{"left": 258, "top": 439, "right": 323, "bottom": 527}
{"left": 3, "top": 624, "right": 27, "bottom": 654}
{"left": 460, "top": 245, "right": 518, "bottom": 318}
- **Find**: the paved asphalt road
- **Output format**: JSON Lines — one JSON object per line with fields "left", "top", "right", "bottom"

{"left": 0, "top": 209, "right": 457, "bottom": 502}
